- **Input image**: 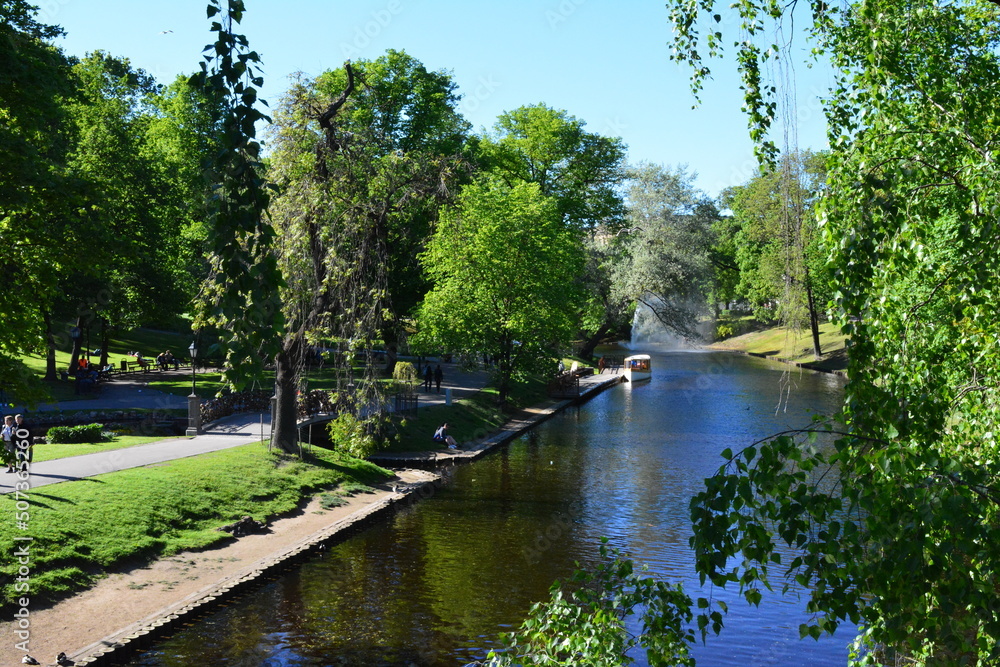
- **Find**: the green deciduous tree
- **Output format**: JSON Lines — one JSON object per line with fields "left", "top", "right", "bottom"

{"left": 721, "top": 150, "right": 828, "bottom": 356}
{"left": 479, "top": 104, "right": 626, "bottom": 232}
{"left": 191, "top": 0, "right": 284, "bottom": 395}
{"left": 415, "top": 178, "right": 583, "bottom": 407}
{"left": 0, "top": 1, "right": 86, "bottom": 403}
{"left": 669, "top": 1, "right": 1000, "bottom": 663}
{"left": 612, "top": 163, "right": 719, "bottom": 340}
{"left": 266, "top": 52, "right": 467, "bottom": 454}
{"left": 486, "top": 542, "right": 696, "bottom": 667}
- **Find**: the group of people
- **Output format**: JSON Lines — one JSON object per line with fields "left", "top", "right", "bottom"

{"left": 2, "top": 414, "right": 34, "bottom": 472}
{"left": 422, "top": 364, "right": 444, "bottom": 392}
{"left": 155, "top": 350, "right": 180, "bottom": 371}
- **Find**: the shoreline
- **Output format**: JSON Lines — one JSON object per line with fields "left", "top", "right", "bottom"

{"left": 0, "top": 470, "right": 439, "bottom": 667}
{"left": 5, "top": 373, "right": 623, "bottom": 666}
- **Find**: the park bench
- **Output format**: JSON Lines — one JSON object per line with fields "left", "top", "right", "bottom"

{"left": 119, "top": 359, "right": 153, "bottom": 374}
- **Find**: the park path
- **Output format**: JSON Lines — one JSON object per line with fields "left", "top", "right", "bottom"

{"left": 0, "top": 363, "right": 490, "bottom": 495}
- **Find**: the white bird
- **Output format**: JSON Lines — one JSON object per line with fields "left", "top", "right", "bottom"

{"left": 159, "top": 29, "right": 173, "bottom": 34}
{"left": 22, "top": 656, "right": 40, "bottom": 665}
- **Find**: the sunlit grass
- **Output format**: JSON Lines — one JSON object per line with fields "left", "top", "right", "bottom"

{"left": 0, "top": 444, "right": 392, "bottom": 609}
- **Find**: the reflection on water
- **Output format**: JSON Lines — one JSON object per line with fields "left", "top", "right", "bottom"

{"left": 132, "top": 351, "right": 851, "bottom": 667}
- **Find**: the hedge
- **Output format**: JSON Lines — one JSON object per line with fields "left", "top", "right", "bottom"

{"left": 45, "top": 423, "right": 107, "bottom": 444}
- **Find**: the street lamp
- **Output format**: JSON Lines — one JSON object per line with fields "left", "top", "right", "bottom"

{"left": 186, "top": 341, "right": 201, "bottom": 436}
{"left": 188, "top": 341, "right": 198, "bottom": 394}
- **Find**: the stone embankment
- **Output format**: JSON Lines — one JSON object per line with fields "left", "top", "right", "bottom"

{"left": 17, "top": 372, "right": 623, "bottom": 667}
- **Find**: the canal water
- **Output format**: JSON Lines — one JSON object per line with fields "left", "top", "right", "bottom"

{"left": 132, "top": 350, "right": 851, "bottom": 666}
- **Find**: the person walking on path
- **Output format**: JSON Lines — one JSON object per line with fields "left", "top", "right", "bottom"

{"left": 434, "top": 364, "right": 443, "bottom": 392}
{"left": 2, "top": 415, "right": 15, "bottom": 472}
{"left": 423, "top": 364, "right": 433, "bottom": 392}
{"left": 14, "top": 414, "right": 33, "bottom": 465}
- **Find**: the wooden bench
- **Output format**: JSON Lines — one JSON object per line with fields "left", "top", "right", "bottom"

{"left": 120, "top": 359, "right": 153, "bottom": 374}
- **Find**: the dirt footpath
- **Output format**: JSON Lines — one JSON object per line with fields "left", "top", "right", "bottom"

{"left": 1, "top": 469, "right": 438, "bottom": 667}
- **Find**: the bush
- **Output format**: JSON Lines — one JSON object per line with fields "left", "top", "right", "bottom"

{"left": 391, "top": 361, "right": 418, "bottom": 393}
{"left": 715, "top": 323, "right": 735, "bottom": 340}
{"left": 45, "top": 423, "right": 108, "bottom": 444}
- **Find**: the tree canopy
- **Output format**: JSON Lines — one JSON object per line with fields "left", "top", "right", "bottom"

{"left": 667, "top": 0, "right": 1000, "bottom": 663}
{"left": 415, "top": 178, "right": 583, "bottom": 405}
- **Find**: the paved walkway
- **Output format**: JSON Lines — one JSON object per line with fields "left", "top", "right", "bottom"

{"left": 0, "top": 363, "right": 490, "bottom": 495}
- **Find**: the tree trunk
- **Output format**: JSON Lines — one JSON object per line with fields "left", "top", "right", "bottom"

{"left": 68, "top": 315, "right": 84, "bottom": 372}
{"left": 271, "top": 338, "right": 302, "bottom": 454}
{"left": 805, "top": 268, "right": 822, "bottom": 360}
{"left": 43, "top": 310, "right": 57, "bottom": 381}
{"left": 380, "top": 323, "right": 400, "bottom": 377}
{"left": 577, "top": 320, "right": 613, "bottom": 362}
{"left": 100, "top": 318, "right": 110, "bottom": 367}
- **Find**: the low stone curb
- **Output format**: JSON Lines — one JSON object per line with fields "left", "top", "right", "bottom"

{"left": 369, "top": 374, "right": 624, "bottom": 469}
{"left": 64, "top": 470, "right": 440, "bottom": 667}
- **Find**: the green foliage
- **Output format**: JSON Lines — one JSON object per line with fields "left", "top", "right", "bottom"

{"left": 265, "top": 51, "right": 468, "bottom": 451}
{"left": 487, "top": 541, "right": 696, "bottom": 667}
{"left": 714, "top": 323, "right": 734, "bottom": 340}
{"left": 478, "top": 103, "right": 627, "bottom": 232}
{"left": 191, "top": 0, "right": 284, "bottom": 390}
{"left": 44, "top": 423, "right": 107, "bottom": 444}
{"left": 415, "top": 178, "right": 584, "bottom": 405}
{"left": 326, "top": 412, "right": 381, "bottom": 459}
{"left": 721, "top": 150, "right": 829, "bottom": 332}
{"left": 669, "top": 1, "right": 1000, "bottom": 663}
{"left": 391, "top": 361, "right": 418, "bottom": 392}
{"left": 612, "top": 163, "right": 719, "bottom": 339}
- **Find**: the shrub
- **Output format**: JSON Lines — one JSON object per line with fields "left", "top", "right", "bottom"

{"left": 715, "top": 323, "right": 735, "bottom": 340}
{"left": 45, "top": 423, "right": 108, "bottom": 444}
{"left": 391, "top": 361, "right": 418, "bottom": 393}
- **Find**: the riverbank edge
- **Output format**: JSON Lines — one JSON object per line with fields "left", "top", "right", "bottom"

{"left": 719, "top": 348, "right": 849, "bottom": 378}
{"left": 368, "top": 373, "right": 625, "bottom": 468}
{"left": 62, "top": 374, "right": 623, "bottom": 666}
{"left": 62, "top": 470, "right": 441, "bottom": 667}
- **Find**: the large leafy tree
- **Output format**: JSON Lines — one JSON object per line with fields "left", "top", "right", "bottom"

{"left": 415, "top": 178, "right": 583, "bottom": 407}
{"left": 721, "top": 150, "right": 828, "bottom": 356}
{"left": 668, "top": 0, "right": 1000, "bottom": 663}
{"left": 476, "top": 104, "right": 627, "bottom": 359}
{"left": 266, "top": 52, "right": 467, "bottom": 453}
{"left": 61, "top": 52, "right": 198, "bottom": 370}
{"left": 0, "top": 1, "right": 88, "bottom": 402}
{"left": 611, "top": 163, "right": 719, "bottom": 340}
{"left": 479, "top": 103, "right": 626, "bottom": 232}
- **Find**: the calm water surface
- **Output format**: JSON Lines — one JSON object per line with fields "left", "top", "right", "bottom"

{"left": 133, "top": 350, "right": 851, "bottom": 666}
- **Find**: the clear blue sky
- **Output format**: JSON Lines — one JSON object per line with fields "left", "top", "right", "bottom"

{"left": 43, "top": 0, "right": 831, "bottom": 197}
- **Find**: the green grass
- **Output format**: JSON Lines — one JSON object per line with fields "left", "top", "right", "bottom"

{"left": 710, "top": 320, "right": 848, "bottom": 371}
{"left": 0, "top": 444, "right": 392, "bottom": 609}
{"left": 145, "top": 371, "right": 229, "bottom": 399}
{"left": 30, "top": 435, "right": 171, "bottom": 463}
{"left": 386, "top": 374, "right": 550, "bottom": 453}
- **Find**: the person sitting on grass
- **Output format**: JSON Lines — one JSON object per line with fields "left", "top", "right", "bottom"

{"left": 433, "top": 422, "right": 459, "bottom": 449}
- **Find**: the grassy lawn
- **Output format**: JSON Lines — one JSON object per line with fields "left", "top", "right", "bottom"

{"left": 145, "top": 371, "right": 229, "bottom": 399}
{"left": 710, "top": 320, "right": 848, "bottom": 371}
{"left": 0, "top": 444, "right": 392, "bottom": 609}
{"left": 386, "top": 374, "right": 550, "bottom": 453}
{"left": 30, "top": 435, "right": 173, "bottom": 463}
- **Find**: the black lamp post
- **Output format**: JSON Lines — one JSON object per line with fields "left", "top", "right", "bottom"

{"left": 186, "top": 341, "right": 201, "bottom": 436}
{"left": 188, "top": 341, "right": 198, "bottom": 394}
